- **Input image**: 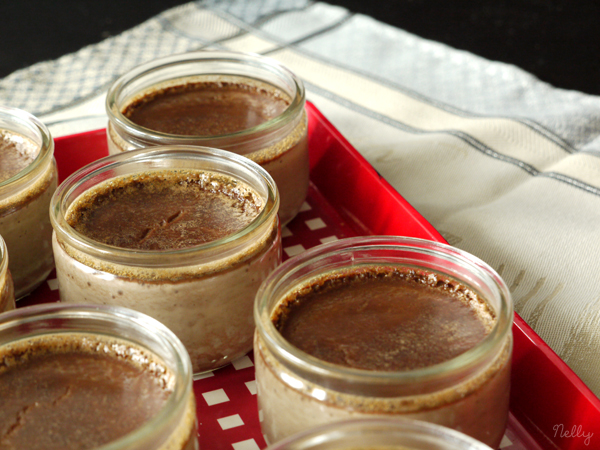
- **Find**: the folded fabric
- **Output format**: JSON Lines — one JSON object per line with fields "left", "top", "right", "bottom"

{"left": 2, "top": 0, "right": 600, "bottom": 397}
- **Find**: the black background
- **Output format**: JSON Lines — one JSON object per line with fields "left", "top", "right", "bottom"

{"left": 1, "top": 1, "right": 599, "bottom": 95}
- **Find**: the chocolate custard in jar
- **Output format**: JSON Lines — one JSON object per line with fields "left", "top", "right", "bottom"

{"left": 50, "top": 146, "right": 281, "bottom": 375}
{"left": 254, "top": 236, "right": 513, "bottom": 449}
{"left": 106, "top": 50, "right": 308, "bottom": 225}
{"left": 0, "top": 106, "right": 57, "bottom": 298}
{"left": 264, "top": 418, "right": 494, "bottom": 450}
{"left": 0, "top": 303, "right": 197, "bottom": 450}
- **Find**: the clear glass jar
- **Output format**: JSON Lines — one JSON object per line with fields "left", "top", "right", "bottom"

{"left": 254, "top": 236, "right": 513, "bottom": 449}
{"left": 265, "top": 418, "right": 493, "bottom": 450}
{"left": 106, "top": 50, "right": 308, "bottom": 226}
{"left": 0, "top": 106, "right": 57, "bottom": 298}
{"left": 0, "top": 303, "right": 197, "bottom": 449}
{"left": 0, "top": 235, "right": 15, "bottom": 313}
{"left": 50, "top": 145, "right": 281, "bottom": 375}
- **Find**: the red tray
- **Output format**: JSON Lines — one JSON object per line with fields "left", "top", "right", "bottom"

{"left": 21, "top": 102, "right": 600, "bottom": 450}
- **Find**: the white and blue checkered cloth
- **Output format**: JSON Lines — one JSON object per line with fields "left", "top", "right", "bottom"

{"left": 3, "top": 0, "right": 600, "bottom": 396}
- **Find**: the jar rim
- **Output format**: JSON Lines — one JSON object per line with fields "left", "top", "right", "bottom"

{"left": 49, "top": 145, "right": 279, "bottom": 268}
{"left": 0, "top": 105, "right": 54, "bottom": 190}
{"left": 0, "top": 303, "right": 193, "bottom": 450}
{"left": 0, "top": 235, "right": 7, "bottom": 277}
{"left": 255, "top": 235, "right": 513, "bottom": 386}
{"left": 105, "top": 49, "right": 306, "bottom": 146}
{"left": 264, "top": 417, "right": 494, "bottom": 450}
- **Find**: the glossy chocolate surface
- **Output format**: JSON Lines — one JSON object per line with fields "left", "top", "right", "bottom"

{"left": 274, "top": 267, "right": 494, "bottom": 371}
{"left": 124, "top": 81, "right": 289, "bottom": 136}
{"left": 0, "top": 335, "right": 172, "bottom": 449}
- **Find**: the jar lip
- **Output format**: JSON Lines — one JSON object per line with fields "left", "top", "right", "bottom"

{"left": 0, "top": 303, "right": 192, "bottom": 450}
{"left": 255, "top": 235, "right": 514, "bottom": 384}
{"left": 265, "top": 417, "right": 494, "bottom": 450}
{"left": 50, "top": 145, "right": 279, "bottom": 267}
{"left": 105, "top": 49, "right": 306, "bottom": 145}
{"left": 0, "top": 105, "right": 54, "bottom": 190}
{"left": 0, "top": 235, "right": 7, "bottom": 276}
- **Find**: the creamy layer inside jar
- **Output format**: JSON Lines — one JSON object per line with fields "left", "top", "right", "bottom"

{"left": 0, "top": 333, "right": 197, "bottom": 450}
{"left": 255, "top": 266, "right": 511, "bottom": 448}
{"left": 0, "top": 128, "right": 56, "bottom": 298}
{"left": 54, "top": 169, "right": 281, "bottom": 373}
{"left": 108, "top": 76, "right": 309, "bottom": 225}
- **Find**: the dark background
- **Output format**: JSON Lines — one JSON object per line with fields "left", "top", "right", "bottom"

{"left": 1, "top": 1, "right": 599, "bottom": 96}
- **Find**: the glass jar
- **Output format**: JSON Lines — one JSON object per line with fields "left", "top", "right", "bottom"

{"left": 0, "top": 303, "right": 197, "bottom": 449}
{"left": 254, "top": 236, "right": 513, "bottom": 449}
{"left": 265, "top": 418, "right": 494, "bottom": 450}
{"left": 0, "top": 235, "right": 15, "bottom": 313}
{"left": 106, "top": 50, "right": 308, "bottom": 226}
{"left": 0, "top": 106, "right": 57, "bottom": 298}
{"left": 50, "top": 145, "right": 281, "bottom": 375}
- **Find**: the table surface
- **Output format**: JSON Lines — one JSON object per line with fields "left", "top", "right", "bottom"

{"left": 1, "top": 0, "right": 598, "bottom": 96}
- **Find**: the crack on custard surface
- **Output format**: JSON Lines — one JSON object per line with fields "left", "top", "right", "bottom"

{"left": 273, "top": 266, "right": 495, "bottom": 372}
{"left": 0, "top": 334, "right": 174, "bottom": 450}
{"left": 123, "top": 79, "right": 290, "bottom": 136}
{"left": 66, "top": 170, "right": 263, "bottom": 251}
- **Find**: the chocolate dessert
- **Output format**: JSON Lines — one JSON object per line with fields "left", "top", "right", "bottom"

{"left": 0, "top": 126, "right": 57, "bottom": 298}
{"left": 0, "top": 335, "right": 174, "bottom": 449}
{"left": 0, "top": 129, "right": 39, "bottom": 182}
{"left": 255, "top": 260, "right": 511, "bottom": 448}
{"left": 52, "top": 150, "right": 281, "bottom": 374}
{"left": 66, "top": 170, "right": 263, "bottom": 251}
{"left": 273, "top": 267, "right": 494, "bottom": 371}
{"left": 123, "top": 81, "right": 289, "bottom": 136}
